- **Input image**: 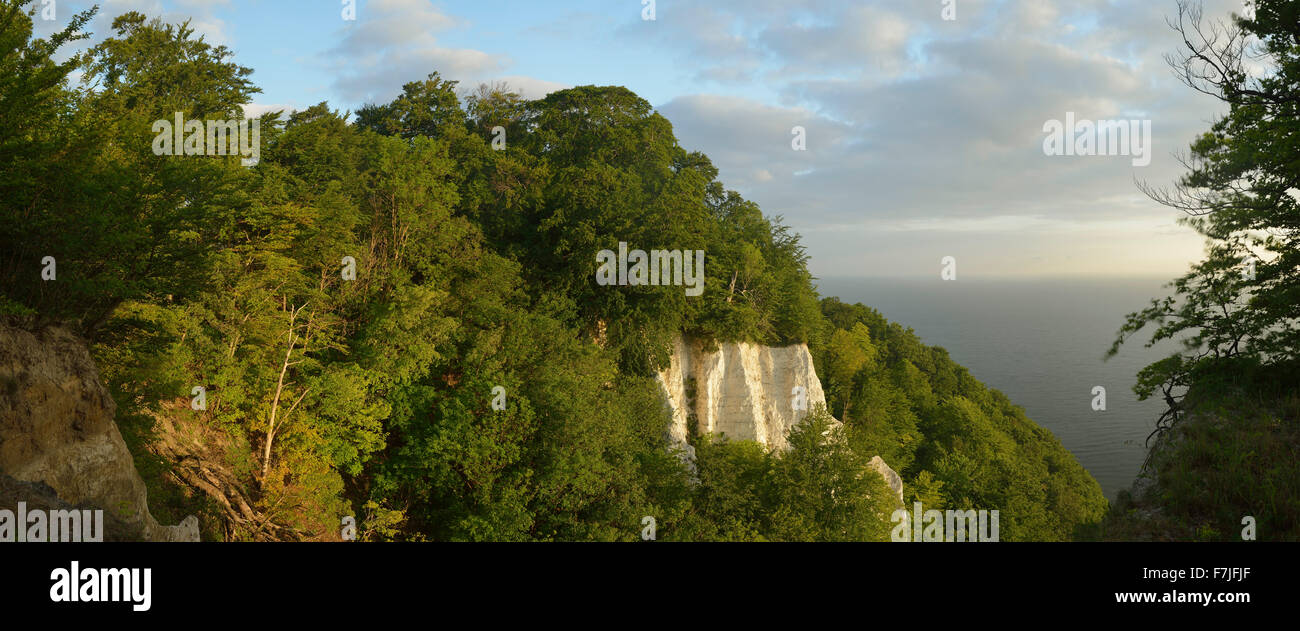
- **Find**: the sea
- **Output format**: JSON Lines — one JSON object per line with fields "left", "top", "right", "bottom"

{"left": 815, "top": 276, "right": 1184, "bottom": 502}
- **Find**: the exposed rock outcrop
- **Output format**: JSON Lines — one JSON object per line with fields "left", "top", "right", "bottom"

{"left": 869, "top": 456, "right": 904, "bottom": 503}
{"left": 656, "top": 336, "right": 902, "bottom": 501}
{"left": 0, "top": 322, "right": 199, "bottom": 541}
{"left": 657, "top": 336, "right": 830, "bottom": 452}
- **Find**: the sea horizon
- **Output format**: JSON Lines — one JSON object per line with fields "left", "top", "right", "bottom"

{"left": 814, "top": 274, "right": 1183, "bottom": 501}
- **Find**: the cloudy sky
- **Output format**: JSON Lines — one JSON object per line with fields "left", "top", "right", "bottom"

{"left": 35, "top": 0, "right": 1258, "bottom": 278}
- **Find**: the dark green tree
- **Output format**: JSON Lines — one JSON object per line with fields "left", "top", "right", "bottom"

{"left": 1111, "top": 0, "right": 1300, "bottom": 434}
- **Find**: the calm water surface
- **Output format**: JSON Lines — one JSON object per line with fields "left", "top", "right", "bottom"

{"left": 816, "top": 276, "right": 1181, "bottom": 501}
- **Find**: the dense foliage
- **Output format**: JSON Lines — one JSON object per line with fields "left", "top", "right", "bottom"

{"left": 1, "top": 3, "right": 1104, "bottom": 541}
{"left": 1105, "top": 0, "right": 1300, "bottom": 540}
{"left": 1111, "top": 1, "right": 1299, "bottom": 416}
{"left": 813, "top": 298, "right": 1108, "bottom": 541}
{"left": 1103, "top": 360, "right": 1300, "bottom": 541}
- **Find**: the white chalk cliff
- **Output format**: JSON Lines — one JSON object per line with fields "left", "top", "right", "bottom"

{"left": 655, "top": 336, "right": 904, "bottom": 502}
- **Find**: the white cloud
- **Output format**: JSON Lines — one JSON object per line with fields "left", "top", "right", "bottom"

{"left": 242, "top": 103, "right": 297, "bottom": 119}
{"left": 320, "top": 0, "right": 565, "bottom": 106}
{"left": 643, "top": 0, "right": 1253, "bottom": 275}
{"left": 33, "top": 0, "right": 230, "bottom": 47}
{"left": 484, "top": 75, "right": 569, "bottom": 101}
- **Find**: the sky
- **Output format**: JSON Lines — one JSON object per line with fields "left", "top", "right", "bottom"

{"left": 31, "top": 0, "right": 1260, "bottom": 279}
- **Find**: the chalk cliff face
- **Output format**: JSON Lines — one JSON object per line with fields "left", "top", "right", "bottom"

{"left": 657, "top": 336, "right": 830, "bottom": 453}
{"left": 0, "top": 322, "right": 199, "bottom": 541}
{"left": 656, "top": 336, "right": 903, "bottom": 502}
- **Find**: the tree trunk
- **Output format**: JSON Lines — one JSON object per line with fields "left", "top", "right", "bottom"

{"left": 261, "top": 304, "right": 306, "bottom": 480}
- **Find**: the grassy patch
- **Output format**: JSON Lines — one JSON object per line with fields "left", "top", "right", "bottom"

{"left": 1102, "top": 361, "right": 1300, "bottom": 541}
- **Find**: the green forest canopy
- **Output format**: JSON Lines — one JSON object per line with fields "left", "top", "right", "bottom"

{"left": 0, "top": 3, "right": 1106, "bottom": 541}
